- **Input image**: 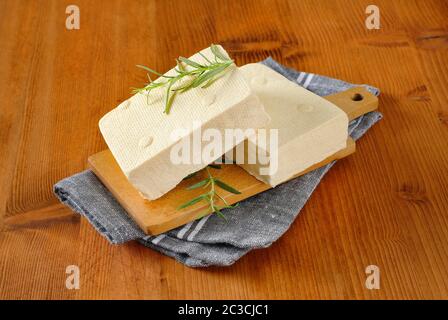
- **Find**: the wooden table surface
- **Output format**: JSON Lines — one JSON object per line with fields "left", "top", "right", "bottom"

{"left": 1, "top": 0, "right": 447, "bottom": 300}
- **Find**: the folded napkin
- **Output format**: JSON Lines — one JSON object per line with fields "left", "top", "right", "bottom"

{"left": 54, "top": 58, "right": 382, "bottom": 267}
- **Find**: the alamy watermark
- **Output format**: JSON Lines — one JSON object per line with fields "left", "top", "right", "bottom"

{"left": 66, "top": 5, "right": 80, "bottom": 30}
{"left": 169, "top": 122, "right": 279, "bottom": 176}
{"left": 365, "top": 265, "right": 380, "bottom": 290}
{"left": 65, "top": 265, "right": 80, "bottom": 290}
{"left": 365, "top": 5, "right": 380, "bottom": 30}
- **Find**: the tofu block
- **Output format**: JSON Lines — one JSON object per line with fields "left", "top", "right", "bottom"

{"left": 237, "top": 63, "right": 348, "bottom": 186}
{"left": 99, "top": 47, "right": 270, "bottom": 200}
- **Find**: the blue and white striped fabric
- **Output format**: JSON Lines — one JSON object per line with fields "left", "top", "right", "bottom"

{"left": 54, "top": 58, "right": 382, "bottom": 267}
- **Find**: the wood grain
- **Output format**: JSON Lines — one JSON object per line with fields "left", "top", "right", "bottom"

{"left": 1, "top": 0, "right": 448, "bottom": 299}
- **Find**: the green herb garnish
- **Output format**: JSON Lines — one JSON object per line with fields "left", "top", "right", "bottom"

{"left": 133, "top": 44, "right": 234, "bottom": 114}
{"left": 177, "top": 165, "right": 241, "bottom": 219}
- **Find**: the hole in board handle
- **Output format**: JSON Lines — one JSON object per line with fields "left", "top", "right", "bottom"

{"left": 351, "top": 93, "right": 364, "bottom": 101}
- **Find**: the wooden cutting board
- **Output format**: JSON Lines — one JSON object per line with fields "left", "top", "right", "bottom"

{"left": 88, "top": 87, "right": 378, "bottom": 235}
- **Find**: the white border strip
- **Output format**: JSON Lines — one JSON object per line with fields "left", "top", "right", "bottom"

{"left": 187, "top": 215, "right": 211, "bottom": 241}
{"left": 177, "top": 221, "right": 194, "bottom": 239}
{"left": 151, "top": 234, "right": 166, "bottom": 245}
{"left": 303, "top": 73, "right": 314, "bottom": 89}
{"left": 296, "top": 72, "right": 306, "bottom": 84}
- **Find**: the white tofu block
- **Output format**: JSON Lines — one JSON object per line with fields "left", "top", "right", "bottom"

{"left": 99, "top": 47, "right": 270, "bottom": 200}
{"left": 237, "top": 63, "right": 348, "bottom": 186}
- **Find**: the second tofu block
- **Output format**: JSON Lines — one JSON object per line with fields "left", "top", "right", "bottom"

{"left": 237, "top": 63, "right": 349, "bottom": 186}
{"left": 99, "top": 47, "right": 270, "bottom": 200}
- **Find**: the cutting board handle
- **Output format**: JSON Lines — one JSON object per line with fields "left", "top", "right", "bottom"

{"left": 325, "top": 87, "right": 378, "bottom": 121}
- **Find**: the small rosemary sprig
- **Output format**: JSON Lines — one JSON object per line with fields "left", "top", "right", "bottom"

{"left": 177, "top": 164, "right": 241, "bottom": 219}
{"left": 133, "top": 44, "right": 234, "bottom": 114}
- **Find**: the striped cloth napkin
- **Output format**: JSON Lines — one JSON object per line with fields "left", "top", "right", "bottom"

{"left": 54, "top": 58, "right": 382, "bottom": 267}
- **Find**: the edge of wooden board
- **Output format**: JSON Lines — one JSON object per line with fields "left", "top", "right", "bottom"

{"left": 88, "top": 138, "right": 355, "bottom": 235}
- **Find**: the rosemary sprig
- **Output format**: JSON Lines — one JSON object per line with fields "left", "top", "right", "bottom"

{"left": 177, "top": 165, "right": 241, "bottom": 219}
{"left": 133, "top": 44, "right": 234, "bottom": 114}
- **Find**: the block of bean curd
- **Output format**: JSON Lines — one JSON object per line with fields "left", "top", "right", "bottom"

{"left": 99, "top": 46, "right": 270, "bottom": 200}
{"left": 236, "top": 63, "right": 348, "bottom": 186}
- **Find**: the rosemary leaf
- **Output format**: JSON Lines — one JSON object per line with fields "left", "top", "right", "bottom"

{"left": 178, "top": 165, "right": 240, "bottom": 219}
{"left": 134, "top": 45, "right": 234, "bottom": 114}
{"left": 165, "top": 78, "right": 180, "bottom": 114}
{"left": 225, "top": 203, "right": 239, "bottom": 209}
{"left": 192, "top": 64, "right": 230, "bottom": 88}
{"left": 176, "top": 59, "right": 186, "bottom": 72}
{"left": 136, "top": 65, "right": 174, "bottom": 78}
{"left": 178, "top": 56, "right": 205, "bottom": 68}
{"left": 177, "top": 194, "right": 208, "bottom": 210}
{"left": 210, "top": 44, "right": 229, "bottom": 61}
{"left": 198, "top": 51, "right": 213, "bottom": 64}
{"left": 213, "top": 206, "right": 228, "bottom": 220}
{"left": 165, "top": 90, "right": 177, "bottom": 114}
{"left": 201, "top": 76, "right": 222, "bottom": 89}
{"left": 187, "top": 179, "right": 210, "bottom": 190}
{"left": 215, "top": 179, "right": 242, "bottom": 194}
